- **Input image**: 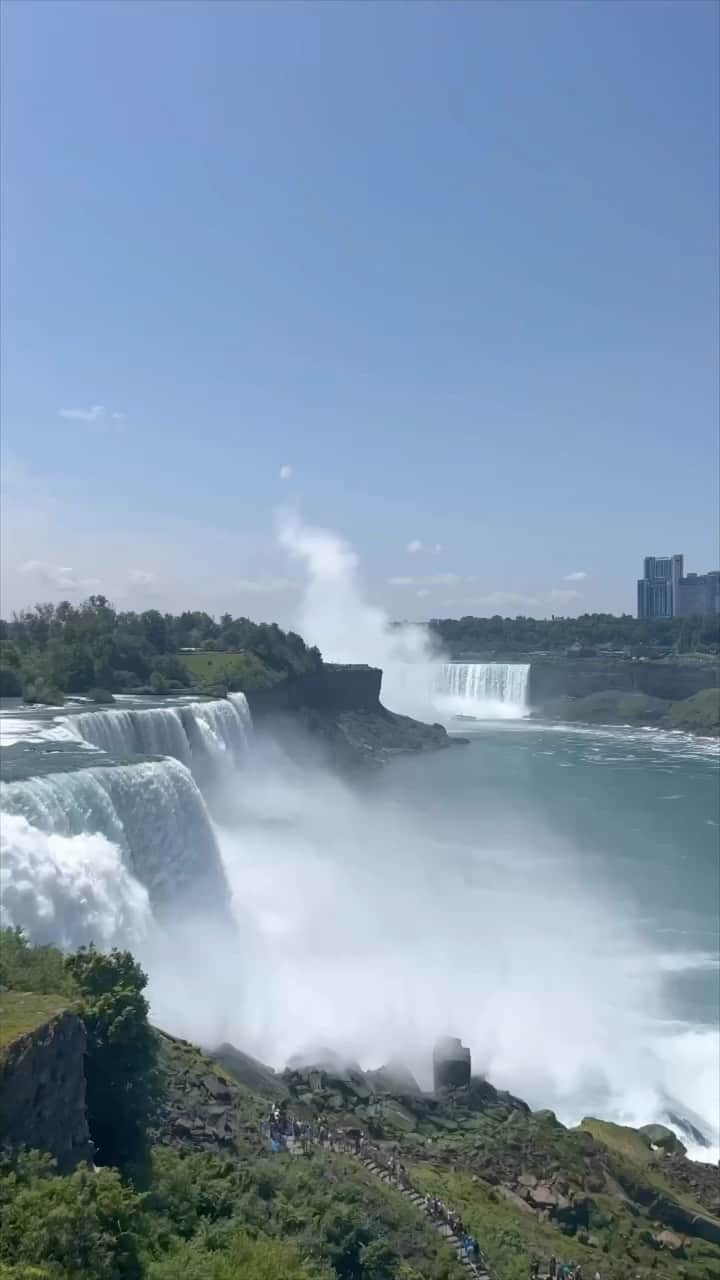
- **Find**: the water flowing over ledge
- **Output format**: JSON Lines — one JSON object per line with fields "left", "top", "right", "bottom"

{"left": 62, "top": 693, "right": 253, "bottom": 783}
{"left": 1, "top": 755, "right": 227, "bottom": 911}
{"left": 436, "top": 662, "right": 530, "bottom": 719}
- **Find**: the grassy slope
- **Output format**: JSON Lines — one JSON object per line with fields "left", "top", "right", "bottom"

{"left": 0, "top": 992, "right": 70, "bottom": 1054}
{"left": 667, "top": 687, "right": 720, "bottom": 734}
{"left": 549, "top": 688, "right": 720, "bottom": 735}
{"left": 178, "top": 650, "right": 284, "bottom": 691}
{"left": 150, "top": 1033, "right": 467, "bottom": 1279}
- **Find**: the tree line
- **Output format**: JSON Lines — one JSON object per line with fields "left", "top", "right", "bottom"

{"left": 0, "top": 597, "right": 322, "bottom": 704}
{"left": 428, "top": 612, "right": 720, "bottom": 657}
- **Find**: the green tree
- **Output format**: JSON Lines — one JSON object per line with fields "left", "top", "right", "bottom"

{"left": 360, "top": 1239, "right": 401, "bottom": 1279}
{"left": 64, "top": 946, "right": 158, "bottom": 1168}
{"left": 0, "top": 929, "right": 71, "bottom": 995}
{"left": 147, "top": 1233, "right": 327, "bottom": 1280}
{"left": 0, "top": 1153, "right": 144, "bottom": 1280}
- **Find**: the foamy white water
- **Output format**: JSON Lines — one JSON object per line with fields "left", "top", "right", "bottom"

{"left": 435, "top": 662, "right": 530, "bottom": 720}
{"left": 1, "top": 812, "right": 151, "bottom": 949}
{"left": 2, "top": 699, "right": 718, "bottom": 1159}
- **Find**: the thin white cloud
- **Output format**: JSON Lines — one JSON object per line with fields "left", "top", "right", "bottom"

{"left": 59, "top": 405, "right": 106, "bottom": 422}
{"left": 59, "top": 405, "right": 125, "bottom": 424}
{"left": 389, "top": 573, "right": 461, "bottom": 587}
{"left": 550, "top": 588, "right": 583, "bottom": 603}
{"left": 235, "top": 576, "right": 295, "bottom": 594}
{"left": 18, "top": 560, "right": 100, "bottom": 593}
{"left": 564, "top": 570, "right": 587, "bottom": 582}
{"left": 416, "top": 588, "right": 430, "bottom": 598}
{"left": 128, "top": 568, "right": 155, "bottom": 586}
{"left": 433, "top": 543, "right": 442, "bottom": 554}
{"left": 406, "top": 539, "right": 423, "bottom": 554}
{"left": 279, "top": 464, "right": 292, "bottom": 480}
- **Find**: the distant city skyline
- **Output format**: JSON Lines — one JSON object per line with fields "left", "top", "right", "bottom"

{"left": 637, "top": 553, "right": 720, "bottom": 619}
{"left": 1, "top": 1, "right": 718, "bottom": 623}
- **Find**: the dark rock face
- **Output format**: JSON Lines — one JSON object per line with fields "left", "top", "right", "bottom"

{"left": 247, "top": 664, "right": 383, "bottom": 715}
{"left": 248, "top": 664, "right": 460, "bottom": 769}
{"left": 433, "top": 1036, "right": 471, "bottom": 1092}
{"left": 211, "top": 1042, "right": 288, "bottom": 1101}
{"left": 0, "top": 1011, "right": 92, "bottom": 1170}
{"left": 528, "top": 656, "right": 719, "bottom": 706}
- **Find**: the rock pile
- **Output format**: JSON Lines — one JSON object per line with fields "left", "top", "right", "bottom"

{"left": 150, "top": 1032, "right": 261, "bottom": 1154}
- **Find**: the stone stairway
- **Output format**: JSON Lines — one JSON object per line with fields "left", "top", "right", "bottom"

{"left": 359, "top": 1155, "right": 494, "bottom": 1279}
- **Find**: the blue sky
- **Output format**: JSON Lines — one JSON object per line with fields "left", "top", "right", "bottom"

{"left": 1, "top": 0, "right": 718, "bottom": 622}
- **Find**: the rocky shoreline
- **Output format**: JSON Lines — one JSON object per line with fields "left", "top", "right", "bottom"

{"left": 534, "top": 688, "right": 720, "bottom": 738}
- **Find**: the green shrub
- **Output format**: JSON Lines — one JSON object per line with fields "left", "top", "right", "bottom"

{"left": 88, "top": 687, "right": 115, "bottom": 704}
{"left": 22, "top": 680, "right": 64, "bottom": 706}
{"left": 64, "top": 946, "right": 158, "bottom": 1168}
{"left": 667, "top": 688, "right": 720, "bottom": 735}
{"left": 0, "top": 1154, "right": 144, "bottom": 1280}
{"left": 0, "top": 930, "right": 72, "bottom": 996}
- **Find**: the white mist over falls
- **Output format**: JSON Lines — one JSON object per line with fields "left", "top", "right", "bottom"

{"left": 1, "top": 516, "right": 718, "bottom": 1160}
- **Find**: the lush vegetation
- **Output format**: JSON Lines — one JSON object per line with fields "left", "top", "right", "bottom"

{"left": 0, "top": 598, "right": 322, "bottom": 703}
{"left": 429, "top": 612, "right": 720, "bottom": 657}
{"left": 0, "top": 932, "right": 463, "bottom": 1280}
{"left": 65, "top": 946, "right": 158, "bottom": 1168}
{"left": 666, "top": 687, "right": 720, "bottom": 735}
{"left": 0, "top": 992, "right": 71, "bottom": 1053}
{"left": 544, "top": 688, "right": 720, "bottom": 736}
{"left": 0, "top": 930, "right": 156, "bottom": 1168}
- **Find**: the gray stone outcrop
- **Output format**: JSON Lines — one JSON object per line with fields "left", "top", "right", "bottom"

{"left": 433, "top": 1036, "right": 471, "bottom": 1092}
{"left": 0, "top": 1011, "right": 92, "bottom": 1169}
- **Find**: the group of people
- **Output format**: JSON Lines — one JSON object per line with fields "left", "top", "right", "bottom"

{"left": 263, "top": 1111, "right": 486, "bottom": 1267}
{"left": 264, "top": 1106, "right": 365, "bottom": 1157}
{"left": 265, "top": 1111, "right": 610, "bottom": 1280}
{"left": 422, "top": 1190, "right": 482, "bottom": 1263}
{"left": 531, "top": 1259, "right": 599, "bottom": 1280}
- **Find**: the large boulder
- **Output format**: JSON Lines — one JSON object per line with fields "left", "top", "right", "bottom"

{"left": 367, "top": 1059, "right": 422, "bottom": 1096}
{"left": 638, "top": 1123, "right": 687, "bottom": 1155}
{"left": 433, "top": 1036, "right": 471, "bottom": 1091}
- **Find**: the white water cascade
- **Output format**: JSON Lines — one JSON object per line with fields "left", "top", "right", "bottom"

{"left": 0, "top": 757, "right": 227, "bottom": 911}
{"left": 436, "top": 662, "right": 530, "bottom": 720}
{"left": 63, "top": 693, "right": 253, "bottom": 788}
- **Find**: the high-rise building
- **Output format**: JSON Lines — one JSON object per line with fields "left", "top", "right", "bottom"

{"left": 637, "top": 555, "right": 720, "bottom": 618}
{"left": 637, "top": 554, "right": 683, "bottom": 619}
{"left": 674, "top": 570, "right": 720, "bottom": 618}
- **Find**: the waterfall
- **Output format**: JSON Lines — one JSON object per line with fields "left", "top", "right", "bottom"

{"left": 0, "top": 756, "right": 228, "bottom": 911}
{"left": 62, "top": 693, "right": 253, "bottom": 784}
{"left": 0, "top": 812, "right": 153, "bottom": 950}
{"left": 437, "top": 663, "right": 530, "bottom": 719}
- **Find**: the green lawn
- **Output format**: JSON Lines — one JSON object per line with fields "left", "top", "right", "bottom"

{"left": 178, "top": 650, "right": 283, "bottom": 691}
{"left": 0, "top": 991, "right": 70, "bottom": 1054}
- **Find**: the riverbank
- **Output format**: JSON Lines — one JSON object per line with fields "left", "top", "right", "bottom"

{"left": 536, "top": 688, "right": 720, "bottom": 737}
